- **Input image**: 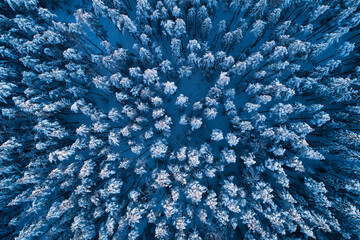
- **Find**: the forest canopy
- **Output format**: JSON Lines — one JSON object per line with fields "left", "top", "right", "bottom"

{"left": 1, "top": 0, "right": 360, "bottom": 239}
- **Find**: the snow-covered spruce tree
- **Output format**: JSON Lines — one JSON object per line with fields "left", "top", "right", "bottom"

{"left": 1, "top": 0, "right": 360, "bottom": 239}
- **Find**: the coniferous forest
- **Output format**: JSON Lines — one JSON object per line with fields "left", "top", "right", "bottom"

{"left": 1, "top": 0, "right": 360, "bottom": 239}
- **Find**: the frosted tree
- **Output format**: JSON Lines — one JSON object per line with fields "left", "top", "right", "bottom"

{"left": 174, "top": 18, "right": 186, "bottom": 38}
{"left": 143, "top": 68, "right": 160, "bottom": 85}
{"left": 163, "top": 81, "right": 177, "bottom": 95}
{"left": 190, "top": 117, "right": 202, "bottom": 131}
{"left": 221, "top": 148, "right": 236, "bottom": 164}
{"left": 175, "top": 94, "right": 189, "bottom": 108}
{"left": 338, "top": 41, "right": 355, "bottom": 57}
{"left": 251, "top": 20, "right": 266, "bottom": 38}
{"left": 201, "top": 17, "right": 212, "bottom": 39}
{"left": 186, "top": 181, "right": 207, "bottom": 204}
{"left": 199, "top": 52, "right": 215, "bottom": 72}
{"left": 150, "top": 139, "right": 168, "bottom": 158}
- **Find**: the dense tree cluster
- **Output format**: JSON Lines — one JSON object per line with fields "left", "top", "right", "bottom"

{"left": 1, "top": 0, "right": 360, "bottom": 239}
